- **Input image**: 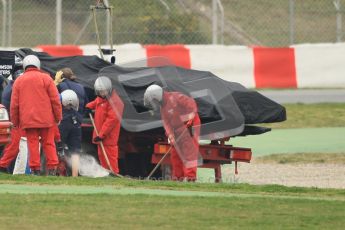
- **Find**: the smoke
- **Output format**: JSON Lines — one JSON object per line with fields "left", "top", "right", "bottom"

{"left": 66, "top": 154, "right": 110, "bottom": 178}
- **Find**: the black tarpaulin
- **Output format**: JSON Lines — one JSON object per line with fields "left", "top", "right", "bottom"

{"left": 15, "top": 48, "right": 286, "bottom": 138}
{"left": 0, "top": 51, "right": 15, "bottom": 77}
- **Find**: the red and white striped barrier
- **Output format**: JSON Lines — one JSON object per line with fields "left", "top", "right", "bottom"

{"left": 26, "top": 43, "right": 345, "bottom": 88}
{"left": 293, "top": 43, "right": 345, "bottom": 88}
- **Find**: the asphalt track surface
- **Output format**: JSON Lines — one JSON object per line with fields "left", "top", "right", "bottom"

{"left": 258, "top": 89, "right": 345, "bottom": 104}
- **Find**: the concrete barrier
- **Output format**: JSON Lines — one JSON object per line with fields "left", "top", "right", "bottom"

{"left": 3, "top": 43, "right": 345, "bottom": 88}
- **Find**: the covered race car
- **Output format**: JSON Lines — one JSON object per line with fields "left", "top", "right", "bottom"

{"left": 12, "top": 48, "right": 286, "bottom": 178}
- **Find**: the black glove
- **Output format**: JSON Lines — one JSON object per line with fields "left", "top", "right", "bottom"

{"left": 56, "top": 141, "right": 63, "bottom": 152}
{"left": 93, "top": 136, "right": 103, "bottom": 142}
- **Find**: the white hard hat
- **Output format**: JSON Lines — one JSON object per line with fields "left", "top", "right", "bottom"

{"left": 94, "top": 76, "right": 112, "bottom": 96}
{"left": 61, "top": 89, "right": 79, "bottom": 111}
{"left": 23, "top": 55, "right": 40, "bottom": 70}
{"left": 144, "top": 84, "right": 163, "bottom": 110}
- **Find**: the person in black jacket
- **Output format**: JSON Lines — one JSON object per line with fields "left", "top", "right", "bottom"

{"left": 54, "top": 68, "right": 88, "bottom": 123}
{"left": 54, "top": 68, "right": 88, "bottom": 176}
{"left": 0, "top": 74, "right": 8, "bottom": 104}
{"left": 1, "top": 70, "right": 23, "bottom": 111}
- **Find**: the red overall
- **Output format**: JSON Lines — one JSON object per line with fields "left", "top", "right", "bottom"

{"left": 86, "top": 91, "right": 124, "bottom": 174}
{"left": 52, "top": 124, "right": 61, "bottom": 142}
{"left": 160, "top": 92, "right": 200, "bottom": 181}
{"left": 0, "top": 127, "right": 25, "bottom": 168}
{"left": 11, "top": 68, "right": 62, "bottom": 170}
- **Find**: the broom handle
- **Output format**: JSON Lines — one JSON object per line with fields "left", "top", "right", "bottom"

{"left": 89, "top": 113, "right": 123, "bottom": 178}
{"left": 146, "top": 145, "right": 173, "bottom": 180}
{"left": 146, "top": 128, "right": 188, "bottom": 180}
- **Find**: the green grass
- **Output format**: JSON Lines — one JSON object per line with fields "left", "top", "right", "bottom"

{"left": 2, "top": 100, "right": 345, "bottom": 230}
{"left": 1, "top": 174, "right": 345, "bottom": 229}
{"left": 255, "top": 153, "right": 345, "bottom": 164}
{"left": 222, "top": 0, "right": 339, "bottom": 46}
{"left": 1, "top": 174, "right": 345, "bottom": 199}
{"left": 263, "top": 103, "right": 345, "bottom": 129}
{"left": 0, "top": 193, "right": 344, "bottom": 230}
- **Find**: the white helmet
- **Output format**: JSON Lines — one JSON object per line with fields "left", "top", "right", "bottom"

{"left": 61, "top": 89, "right": 79, "bottom": 111}
{"left": 23, "top": 55, "right": 40, "bottom": 70}
{"left": 94, "top": 76, "right": 112, "bottom": 97}
{"left": 144, "top": 84, "right": 163, "bottom": 111}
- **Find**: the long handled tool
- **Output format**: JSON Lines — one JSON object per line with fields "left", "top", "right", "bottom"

{"left": 146, "top": 127, "right": 190, "bottom": 180}
{"left": 89, "top": 113, "right": 123, "bottom": 178}
{"left": 146, "top": 145, "right": 173, "bottom": 180}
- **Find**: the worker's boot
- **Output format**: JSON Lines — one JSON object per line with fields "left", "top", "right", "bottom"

{"left": 31, "top": 170, "right": 41, "bottom": 176}
{"left": 47, "top": 169, "right": 57, "bottom": 176}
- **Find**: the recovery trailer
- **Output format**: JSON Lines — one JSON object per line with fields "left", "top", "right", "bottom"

{"left": 5, "top": 49, "right": 286, "bottom": 180}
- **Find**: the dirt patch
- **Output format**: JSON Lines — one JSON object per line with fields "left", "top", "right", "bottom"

{"left": 223, "top": 162, "right": 345, "bottom": 189}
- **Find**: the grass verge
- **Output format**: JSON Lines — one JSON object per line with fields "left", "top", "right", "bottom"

{"left": 1, "top": 174, "right": 345, "bottom": 199}
{"left": 262, "top": 103, "right": 345, "bottom": 129}
{"left": 0, "top": 193, "right": 344, "bottom": 230}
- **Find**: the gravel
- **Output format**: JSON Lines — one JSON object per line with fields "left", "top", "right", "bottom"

{"left": 221, "top": 162, "right": 345, "bottom": 189}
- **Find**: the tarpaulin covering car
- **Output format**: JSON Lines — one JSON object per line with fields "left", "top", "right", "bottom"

{"left": 14, "top": 48, "right": 286, "bottom": 139}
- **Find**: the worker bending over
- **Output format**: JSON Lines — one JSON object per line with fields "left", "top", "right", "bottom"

{"left": 144, "top": 84, "right": 200, "bottom": 181}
